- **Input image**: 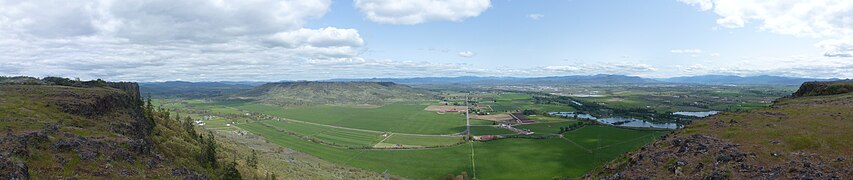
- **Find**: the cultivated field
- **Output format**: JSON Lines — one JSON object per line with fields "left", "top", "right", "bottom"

{"left": 156, "top": 98, "right": 671, "bottom": 179}
{"left": 238, "top": 102, "right": 466, "bottom": 134}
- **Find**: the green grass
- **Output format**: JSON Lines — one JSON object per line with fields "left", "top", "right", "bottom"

{"left": 469, "top": 126, "right": 516, "bottom": 135}
{"left": 240, "top": 121, "right": 666, "bottom": 179}
{"left": 262, "top": 120, "right": 384, "bottom": 147}
{"left": 564, "top": 126, "right": 669, "bottom": 150}
{"left": 238, "top": 102, "right": 466, "bottom": 134}
{"left": 381, "top": 134, "right": 463, "bottom": 147}
{"left": 515, "top": 120, "right": 580, "bottom": 134}
{"left": 238, "top": 122, "right": 473, "bottom": 179}
{"left": 495, "top": 93, "right": 533, "bottom": 101}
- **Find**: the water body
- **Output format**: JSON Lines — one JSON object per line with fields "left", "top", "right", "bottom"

{"left": 548, "top": 112, "right": 681, "bottom": 129}
{"left": 673, "top": 111, "right": 719, "bottom": 117}
{"left": 596, "top": 117, "right": 682, "bottom": 129}
{"left": 548, "top": 112, "right": 597, "bottom": 119}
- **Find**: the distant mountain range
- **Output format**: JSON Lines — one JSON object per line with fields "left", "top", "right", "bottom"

{"left": 139, "top": 75, "right": 844, "bottom": 94}
{"left": 656, "top": 75, "right": 840, "bottom": 86}
{"left": 332, "top": 74, "right": 839, "bottom": 86}
{"left": 330, "top": 74, "right": 659, "bottom": 85}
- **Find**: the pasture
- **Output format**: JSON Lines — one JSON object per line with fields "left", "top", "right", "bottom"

{"left": 239, "top": 121, "right": 666, "bottom": 179}
{"left": 237, "top": 102, "right": 467, "bottom": 134}
{"left": 157, "top": 98, "right": 670, "bottom": 179}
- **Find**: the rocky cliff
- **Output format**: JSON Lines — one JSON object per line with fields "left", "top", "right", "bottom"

{"left": 0, "top": 83, "right": 206, "bottom": 179}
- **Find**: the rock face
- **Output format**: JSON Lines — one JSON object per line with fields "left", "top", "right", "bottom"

{"left": 792, "top": 80, "right": 853, "bottom": 97}
{"left": 0, "top": 82, "right": 166, "bottom": 179}
{"left": 107, "top": 82, "right": 142, "bottom": 105}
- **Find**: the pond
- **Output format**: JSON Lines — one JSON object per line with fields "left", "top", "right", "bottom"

{"left": 595, "top": 117, "right": 682, "bottom": 129}
{"left": 548, "top": 112, "right": 681, "bottom": 129}
{"left": 548, "top": 112, "right": 596, "bottom": 119}
{"left": 672, "top": 111, "right": 719, "bottom": 117}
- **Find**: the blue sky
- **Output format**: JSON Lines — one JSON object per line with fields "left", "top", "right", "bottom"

{"left": 0, "top": 0, "right": 850, "bottom": 81}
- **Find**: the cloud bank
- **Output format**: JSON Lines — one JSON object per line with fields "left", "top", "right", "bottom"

{"left": 354, "top": 0, "right": 491, "bottom": 25}
{"left": 678, "top": 0, "right": 853, "bottom": 57}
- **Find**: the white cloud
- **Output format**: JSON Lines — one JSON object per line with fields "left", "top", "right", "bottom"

{"left": 677, "top": 0, "right": 713, "bottom": 11}
{"left": 678, "top": 0, "right": 853, "bottom": 57}
{"left": 710, "top": 53, "right": 721, "bottom": 57}
{"left": 542, "top": 63, "right": 658, "bottom": 75}
{"left": 268, "top": 27, "right": 364, "bottom": 48}
{"left": 527, "top": 14, "right": 544, "bottom": 20}
{"left": 670, "top": 49, "right": 703, "bottom": 54}
{"left": 673, "top": 56, "right": 853, "bottom": 78}
{"left": 458, "top": 51, "right": 476, "bottom": 57}
{"left": 354, "top": 0, "right": 491, "bottom": 25}
{"left": 0, "top": 0, "right": 332, "bottom": 42}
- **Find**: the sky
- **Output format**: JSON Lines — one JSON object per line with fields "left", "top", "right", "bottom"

{"left": 0, "top": 0, "right": 852, "bottom": 81}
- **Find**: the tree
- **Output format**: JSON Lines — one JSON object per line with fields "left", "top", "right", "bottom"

{"left": 219, "top": 162, "right": 242, "bottom": 180}
{"left": 247, "top": 149, "right": 258, "bottom": 169}
{"left": 199, "top": 131, "right": 218, "bottom": 168}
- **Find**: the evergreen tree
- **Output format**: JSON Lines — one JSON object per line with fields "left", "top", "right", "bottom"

{"left": 219, "top": 162, "right": 242, "bottom": 180}
{"left": 247, "top": 149, "right": 258, "bottom": 169}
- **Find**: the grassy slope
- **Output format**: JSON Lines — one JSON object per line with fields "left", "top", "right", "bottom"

{"left": 590, "top": 90, "right": 853, "bottom": 178}
{"left": 0, "top": 85, "right": 220, "bottom": 178}
{"left": 237, "top": 81, "right": 435, "bottom": 106}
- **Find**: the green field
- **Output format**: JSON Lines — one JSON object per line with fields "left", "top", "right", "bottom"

{"left": 564, "top": 126, "right": 670, "bottom": 150}
{"left": 239, "top": 122, "right": 666, "bottom": 179}
{"left": 515, "top": 120, "right": 580, "bottom": 134}
{"left": 262, "top": 120, "right": 384, "bottom": 147}
{"left": 469, "top": 126, "right": 516, "bottom": 135}
{"left": 237, "top": 102, "right": 466, "bottom": 134}
{"left": 157, "top": 97, "right": 671, "bottom": 179}
{"left": 380, "top": 134, "right": 463, "bottom": 147}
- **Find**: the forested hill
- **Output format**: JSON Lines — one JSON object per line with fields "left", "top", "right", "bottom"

{"left": 0, "top": 77, "right": 242, "bottom": 179}
{"left": 587, "top": 81, "right": 853, "bottom": 179}
{"left": 233, "top": 81, "right": 435, "bottom": 106}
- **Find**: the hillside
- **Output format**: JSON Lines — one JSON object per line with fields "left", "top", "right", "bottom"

{"left": 140, "top": 81, "right": 256, "bottom": 98}
{"left": 0, "top": 78, "right": 240, "bottom": 179}
{"left": 587, "top": 81, "right": 853, "bottom": 179}
{"left": 234, "top": 81, "right": 435, "bottom": 106}
{"left": 792, "top": 80, "right": 853, "bottom": 97}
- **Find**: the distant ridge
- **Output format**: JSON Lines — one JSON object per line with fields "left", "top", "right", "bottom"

{"left": 330, "top": 74, "right": 660, "bottom": 85}
{"left": 658, "top": 75, "right": 838, "bottom": 85}
{"left": 234, "top": 81, "right": 434, "bottom": 106}
{"left": 140, "top": 81, "right": 256, "bottom": 98}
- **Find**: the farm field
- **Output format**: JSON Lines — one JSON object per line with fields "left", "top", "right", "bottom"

{"left": 236, "top": 102, "right": 467, "bottom": 134}
{"left": 515, "top": 120, "right": 580, "bottom": 134}
{"left": 469, "top": 126, "right": 516, "bottom": 135}
{"left": 237, "top": 120, "right": 667, "bottom": 179}
{"left": 261, "top": 120, "right": 384, "bottom": 147}
{"left": 155, "top": 97, "right": 672, "bottom": 179}
{"left": 379, "top": 134, "right": 463, "bottom": 147}
{"left": 564, "top": 126, "right": 670, "bottom": 150}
